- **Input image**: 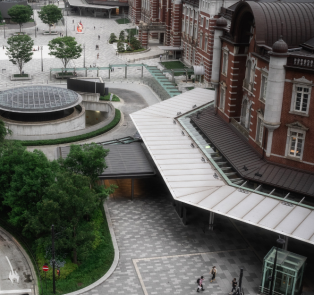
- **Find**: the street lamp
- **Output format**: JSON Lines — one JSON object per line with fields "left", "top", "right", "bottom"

{"left": 83, "top": 43, "right": 85, "bottom": 68}
{"left": 268, "top": 236, "right": 286, "bottom": 295}
{"left": 3, "top": 20, "right": 5, "bottom": 39}
{"left": 51, "top": 225, "right": 56, "bottom": 294}
{"left": 41, "top": 46, "right": 43, "bottom": 72}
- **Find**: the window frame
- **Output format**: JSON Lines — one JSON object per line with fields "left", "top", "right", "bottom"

{"left": 204, "top": 36, "right": 208, "bottom": 52}
{"left": 222, "top": 50, "right": 228, "bottom": 76}
{"left": 219, "top": 86, "right": 226, "bottom": 111}
{"left": 255, "top": 115, "right": 264, "bottom": 146}
{"left": 290, "top": 83, "right": 312, "bottom": 116}
{"left": 259, "top": 74, "right": 268, "bottom": 102}
{"left": 285, "top": 128, "right": 306, "bottom": 160}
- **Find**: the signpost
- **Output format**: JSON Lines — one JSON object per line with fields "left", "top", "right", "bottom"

{"left": 43, "top": 264, "right": 49, "bottom": 293}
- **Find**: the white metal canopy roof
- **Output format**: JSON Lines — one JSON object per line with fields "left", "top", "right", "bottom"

{"left": 130, "top": 88, "right": 314, "bottom": 245}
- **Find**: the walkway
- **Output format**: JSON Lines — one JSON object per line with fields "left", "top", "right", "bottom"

{"left": 80, "top": 179, "right": 262, "bottom": 295}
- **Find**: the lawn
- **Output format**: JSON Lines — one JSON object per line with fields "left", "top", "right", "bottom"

{"left": 116, "top": 18, "right": 130, "bottom": 24}
{"left": 160, "top": 61, "right": 190, "bottom": 76}
{"left": 13, "top": 74, "right": 29, "bottom": 77}
{"left": 100, "top": 93, "right": 120, "bottom": 102}
{"left": 125, "top": 28, "right": 137, "bottom": 35}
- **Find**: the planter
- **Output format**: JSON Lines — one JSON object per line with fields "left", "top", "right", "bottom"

{"left": 11, "top": 74, "right": 32, "bottom": 81}
{"left": 118, "top": 48, "right": 150, "bottom": 55}
{"left": 43, "top": 31, "right": 58, "bottom": 35}
{"left": 13, "top": 32, "right": 27, "bottom": 36}
{"left": 55, "top": 72, "right": 75, "bottom": 79}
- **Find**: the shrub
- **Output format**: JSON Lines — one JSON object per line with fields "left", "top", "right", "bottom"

{"left": 117, "top": 41, "right": 125, "bottom": 53}
{"left": 119, "top": 30, "right": 125, "bottom": 41}
{"left": 109, "top": 33, "right": 117, "bottom": 44}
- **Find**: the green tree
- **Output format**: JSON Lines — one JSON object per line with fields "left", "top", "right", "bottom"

{"left": 3, "top": 149, "right": 59, "bottom": 231}
{"left": 26, "top": 171, "right": 100, "bottom": 264}
{"left": 109, "top": 33, "right": 117, "bottom": 44}
{"left": 8, "top": 5, "right": 33, "bottom": 33}
{"left": 117, "top": 40, "right": 125, "bottom": 53}
{"left": 0, "top": 119, "right": 12, "bottom": 143}
{"left": 130, "top": 37, "right": 142, "bottom": 50}
{"left": 0, "top": 141, "right": 25, "bottom": 210}
{"left": 6, "top": 35, "right": 34, "bottom": 74}
{"left": 119, "top": 30, "right": 125, "bottom": 41}
{"left": 38, "top": 4, "right": 62, "bottom": 34}
{"left": 58, "top": 143, "right": 109, "bottom": 185}
{"left": 48, "top": 36, "right": 82, "bottom": 70}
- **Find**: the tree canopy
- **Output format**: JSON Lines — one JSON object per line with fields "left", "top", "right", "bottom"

{"left": 48, "top": 37, "right": 82, "bottom": 69}
{"left": 0, "top": 119, "right": 12, "bottom": 143}
{"left": 6, "top": 35, "right": 34, "bottom": 74}
{"left": 38, "top": 5, "right": 62, "bottom": 34}
{"left": 8, "top": 5, "right": 33, "bottom": 32}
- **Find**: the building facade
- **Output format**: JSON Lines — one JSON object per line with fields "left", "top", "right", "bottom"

{"left": 212, "top": 1, "right": 314, "bottom": 174}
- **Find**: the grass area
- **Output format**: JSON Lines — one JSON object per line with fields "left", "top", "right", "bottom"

{"left": 123, "top": 48, "right": 146, "bottom": 53}
{"left": 100, "top": 93, "right": 120, "bottom": 102}
{"left": 125, "top": 28, "right": 137, "bottom": 35}
{"left": 187, "top": 87, "right": 194, "bottom": 90}
{"left": 16, "top": 109, "right": 121, "bottom": 146}
{"left": 37, "top": 207, "right": 114, "bottom": 295}
{"left": 13, "top": 74, "right": 29, "bottom": 77}
{"left": 160, "top": 61, "right": 186, "bottom": 69}
{"left": 116, "top": 18, "right": 130, "bottom": 24}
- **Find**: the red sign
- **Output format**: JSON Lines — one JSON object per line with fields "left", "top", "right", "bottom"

{"left": 43, "top": 265, "right": 49, "bottom": 272}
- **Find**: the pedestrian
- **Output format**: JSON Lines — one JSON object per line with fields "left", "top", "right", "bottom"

{"left": 94, "top": 26, "right": 95, "bottom": 30}
{"left": 160, "top": 54, "right": 162, "bottom": 61}
{"left": 210, "top": 266, "right": 217, "bottom": 283}
{"left": 60, "top": 32, "right": 61, "bottom": 36}
{"left": 90, "top": 65, "right": 92, "bottom": 68}
{"left": 229, "top": 278, "right": 237, "bottom": 294}
{"left": 196, "top": 276, "right": 205, "bottom": 292}
{"left": 62, "top": 34, "right": 63, "bottom": 37}
{"left": 98, "top": 35, "right": 100, "bottom": 40}
{"left": 38, "top": 46, "right": 39, "bottom": 50}
{"left": 97, "top": 53, "right": 99, "bottom": 59}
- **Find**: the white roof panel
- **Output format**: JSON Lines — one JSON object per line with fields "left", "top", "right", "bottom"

{"left": 130, "top": 88, "right": 314, "bottom": 245}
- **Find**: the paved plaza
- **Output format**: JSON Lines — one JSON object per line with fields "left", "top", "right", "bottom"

{"left": 81, "top": 178, "right": 263, "bottom": 295}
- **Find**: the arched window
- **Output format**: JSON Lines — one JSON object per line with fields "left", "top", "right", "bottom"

{"left": 246, "top": 60, "right": 252, "bottom": 83}
{"left": 241, "top": 97, "right": 251, "bottom": 129}
{"left": 241, "top": 99, "right": 247, "bottom": 126}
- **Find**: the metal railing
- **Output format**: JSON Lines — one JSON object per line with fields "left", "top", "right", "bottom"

{"left": 259, "top": 286, "right": 284, "bottom": 295}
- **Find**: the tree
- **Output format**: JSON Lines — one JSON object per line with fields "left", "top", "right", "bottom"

{"left": 25, "top": 171, "right": 100, "bottom": 264}
{"left": 130, "top": 37, "right": 142, "bottom": 50}
{"left": 3, "top": 149, "right": 59, "bottom": 232}
{"left": 8, "top": 5, "right": 33, "bottom": 33}
{"left": 6, "top": 35, "right": 34, "bottom": 75}
{"left": 117, "top": 40, "right": 125, "bottom": 53}
{"left": 0, "top": 119, "right": 12, "bottom": 143}
{"left": 0, "top": 10, "right": 3, "bottom": 23}
{"left": 38, "top": 5, "right": 62, "bottom": 34}
{"left": 48, "top": 37, "right": 82, "bottom": 70}
{"left": 119, "top": 30, "right": 125, "bottom": 41}
{"left": 58, "top": 143, "right": 109, "bottom": 185}
{"left": 109, "top": 33, "right": 117, "bottom": 44}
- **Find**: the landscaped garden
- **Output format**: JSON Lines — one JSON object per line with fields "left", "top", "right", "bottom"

{"left": 160, "top": 61, "right": 191, "bottom": 76}
{"left": 0, "top": 120, "right": 117, "bottom": 295}
{"left": 109, "top": 30, "right": 145, "bottom": 53}
{"left": 116, "top": 18, "right": 130, "bottom": 24}
{"left": 100, "top": 93, "right": 120, "bottom": 102}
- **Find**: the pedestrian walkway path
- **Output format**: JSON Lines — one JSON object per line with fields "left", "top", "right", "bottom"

{"left": 76, "top": 188, "right": 262, "bottom": 295}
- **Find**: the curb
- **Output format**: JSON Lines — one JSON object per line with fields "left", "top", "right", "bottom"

{"left": 0, "top": 226, "right": 39, "bottom": 295}
{"left": 63, "top": 200, "right": 119, "bottom": 295}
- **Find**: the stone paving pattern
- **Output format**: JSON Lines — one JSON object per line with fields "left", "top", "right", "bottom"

{"left": 81, "top": 176, "right": 262, "bottom": 295}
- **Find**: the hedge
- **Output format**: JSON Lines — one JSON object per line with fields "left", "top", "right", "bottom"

{"left": 16, "top": 109, "right": 121, "bottom": 146}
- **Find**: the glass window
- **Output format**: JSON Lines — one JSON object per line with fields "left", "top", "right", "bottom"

{"left": 256, "top": 117, "right": 264, "bottom": 144}
{"left": 289, "top": 131, "right": 304, "bottom": 157}
{"left": 199, "top": 35, "right": 203, "bottom": 49}
{"left": 204, "top": 37, "right": 208, "bottom": 52}
{"left": 195, "top": 12, "right": 198, "bottom": 20}
{"left": 220, "top": 88, "right": 225, "bottom": 111}
{"left": 294, "top": 86, "right": 309, "bottom": 113}
{"left": 206, "top": 19, "right": 209, "bottom": 29}
{"left": 190, "top": 24, "right": 193, "bottom": 36}
{"left": 222, "top": 52, "right": 228, "bottom": 75}
{"left": 201, "top": 17, "right": 204, "bottom": 26}
{"left": 260, "top": 75, "right": 267, "bottom": 100}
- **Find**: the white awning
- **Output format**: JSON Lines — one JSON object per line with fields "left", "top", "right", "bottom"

{"left": 158, "top": 46, "right": 183, "bottom": 51}
{"left": 130, "top": 88, "right": 314, "bottom": 245}
{"left": 68, "top": 0, "right": 116, "bottom": 9}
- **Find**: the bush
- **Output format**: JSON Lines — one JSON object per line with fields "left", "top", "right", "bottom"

{"left": 130, "top": 37, "right": 142, "bottom": 50}
{"left": 117, "top": 41, "right": 125, "bottom": 53}
{"left": 15, "top": 109, "right": 121, "bottom": 146}
{"left": 119, "top": 30, "right": 125, "bottom": 41}
{"left": 100, "top": 93, "right": 120, "bottom": 102}
{"left": 109, "top": 33, "right": 117, "bottom": 44}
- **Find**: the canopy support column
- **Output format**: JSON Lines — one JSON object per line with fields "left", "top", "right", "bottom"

{"left": 125, "top": 65, "right": 127, "bottom": 78}
{"left": 209, "top": 211, "right": 215, "bottom": 230}
{"left": 109, "top": 65, "right": 111, "bottom": 79}
{"left": 131, "top": 178, "right": 134, "bottom": 200}
{"left": 141, "top": 65, "right": 143, "bottom": 77}
{"left": 108, "top": 9, "right": 112, "bottom": 18}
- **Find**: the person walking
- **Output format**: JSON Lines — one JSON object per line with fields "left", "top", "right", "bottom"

{"left": 160, "top": 54, "right": 162, "bottom": 61}
{"left": 229, "top": 278, "right": 237, "bottom": 294}
{"left": 98, "top": 35, "right": 100, "bottom": 40}
{"left": 210, "top": 266, "right": 217, "bottom": 283}
{"left": 97, "top": 53, "right": 99, "bottom": 59}
{"left": 197, "top": 276, "right": 205, "bottom": 292}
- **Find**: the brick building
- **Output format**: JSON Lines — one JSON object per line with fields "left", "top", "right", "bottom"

{"left": 211, "top": 1, "right": 314, "bottom": 178}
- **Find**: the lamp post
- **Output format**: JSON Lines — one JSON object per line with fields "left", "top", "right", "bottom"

{"left": 3, "top": 20, "right": 5, "bottom": 39}
{"left": 268, "top": 236, "right": 286, "bottom": 295}
{"left": 41, "top": 46, "right": 43, "bottom": 72}
{"left": 83, "top": 43, "right": 85, "bottom": 68}
{"left": 51, "top": 225, "right": 56, "bottom": 294}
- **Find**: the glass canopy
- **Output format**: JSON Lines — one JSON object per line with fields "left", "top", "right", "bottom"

{"left": 261, "top": 247, "right": 307, "bottom": 295}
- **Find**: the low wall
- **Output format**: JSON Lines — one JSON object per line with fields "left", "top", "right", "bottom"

{"left": 82, "top": 101, "right": 113, "bottom": 112}
{"left": 7, "top": 103, "right": 115, "bottom": 141}
{"left": 3, "top": 105, "right": 85, "bottom": 137}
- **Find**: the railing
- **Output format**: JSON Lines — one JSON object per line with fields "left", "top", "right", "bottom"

{"left": 287, "top": 55, "right": 314, "bottom": 70}
{"left": 259, "top": 286, "right": 284, "bottom": 295}
{"left": 230, "top": 117, "right": 249, "bottom": 139}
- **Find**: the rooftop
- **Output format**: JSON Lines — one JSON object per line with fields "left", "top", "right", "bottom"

{"left": 0, "top": 86, "right": 82, "bottom": 113}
